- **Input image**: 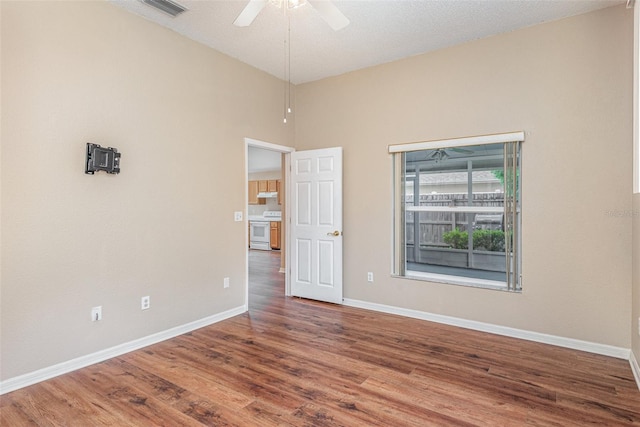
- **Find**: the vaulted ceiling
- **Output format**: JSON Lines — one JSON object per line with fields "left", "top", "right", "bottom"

{"left": 110, "top": 0, "right": 623, "bottom": 85}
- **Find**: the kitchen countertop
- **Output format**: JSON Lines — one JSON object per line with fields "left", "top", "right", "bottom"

{"left": 248, "top": 215, "right": 281, "bottom": 222}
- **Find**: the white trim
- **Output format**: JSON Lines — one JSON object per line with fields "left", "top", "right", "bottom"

{"left": 342, "top": 298, "right": 631, "bottom": 360}
{"left": 401, "top": 270, "right": 508, "bottom": 290}
{"left": 284, "top": 150, "right": 292, "bottom": 297}
{"left": 4, "top": 300, "right": 636, "bottom": 394}
{"left": 245, "top": 142, "right": 250, "bottom": 309}
{"left": 244, "top": 137, "right": 295, "bottom": 302}
{"left": 0, "top": 305, "right": 246, "bottom": 395}
{"left": 631, "top": 351, "right": 640, "bottom": 390}
{"left": 388, "top": 131, "right": 525, "bottom": 154}
{"left": 245, "top": 137, "right": 295, "bottom": 154}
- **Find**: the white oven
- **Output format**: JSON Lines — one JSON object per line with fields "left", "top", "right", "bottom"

{"left": 250, "top": 220, "right": 271, "bottom": 250}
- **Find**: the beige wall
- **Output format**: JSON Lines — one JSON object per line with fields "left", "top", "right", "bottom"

{"left": 0, "top": 1, "right": 292, "bottom": 380}
{"left": 633, "top": 194, "right": 640, "bottom": 360}
{"left": 1, "top": 0, "right": 637, "bottom": 385}
{"left": 296, "top": 6, "right": 634, "bottom": 348}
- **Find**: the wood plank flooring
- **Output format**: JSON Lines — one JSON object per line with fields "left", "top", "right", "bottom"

{"left": 2, "top": 249, "right": 640, "bottom": 425}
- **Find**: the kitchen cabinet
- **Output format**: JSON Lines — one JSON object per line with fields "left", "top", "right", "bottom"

{"left": 258, "top": 180, "right": 277, "bottom": 192}
{"left": 249, "top": 180, "right": 280, "bottom": 205}
{"left": 270, "top": 221, "right": 281, "bottom": 250}
{"left": 248, "top": 181, "right": 266, "bottom": 205}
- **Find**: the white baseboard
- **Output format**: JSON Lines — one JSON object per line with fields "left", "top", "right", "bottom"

{"left": 342, "top": 298, "right": 631, "bottom": 360}
{"left": 631, "top": 351, "right": 640, "bottom": 390}
{"left": 4, "top": 301, "right": 638, "bottom": 394}
{"left": 0, "top": 305, "right": 247, "bottom": 395}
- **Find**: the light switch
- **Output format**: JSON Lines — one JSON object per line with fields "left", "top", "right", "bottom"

{"left": 234, "top": 211, "right": 243, "bottom": 222}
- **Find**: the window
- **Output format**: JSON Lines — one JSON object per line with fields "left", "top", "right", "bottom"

{"left": 390, "top": 132, "right": 523, "bottom": 291}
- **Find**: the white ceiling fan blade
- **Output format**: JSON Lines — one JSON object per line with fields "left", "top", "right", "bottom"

{"left": 233, "top": 0, "right": 268, "bottom": 27}
{"left": 308, "top": 0, "right": 350, "bottom": 31}
{"left": 451, "top": 147, "right": 473, "bottom": 154}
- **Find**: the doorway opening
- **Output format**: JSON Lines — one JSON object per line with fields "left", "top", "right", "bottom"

{"left": 245, "top": 138, "right": 293, "bottom": 310}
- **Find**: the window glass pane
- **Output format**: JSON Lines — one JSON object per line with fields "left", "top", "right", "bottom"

{"left": 401, "top": 142, "right": 514, "bottom": 287}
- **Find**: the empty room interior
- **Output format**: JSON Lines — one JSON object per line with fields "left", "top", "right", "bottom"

{"left": 2, "top": 0, "right": 640, "bottom": 425}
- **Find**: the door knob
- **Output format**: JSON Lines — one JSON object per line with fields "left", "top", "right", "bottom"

{"left": 327, "top": 230, "right": 341, "bottom": 236}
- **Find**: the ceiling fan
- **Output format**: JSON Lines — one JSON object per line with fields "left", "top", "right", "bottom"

{"left": 428, "top": 147, "right": 473, "bottom": 162}
{"left": 234, "top": 0, "right": 350, "bottom": 31}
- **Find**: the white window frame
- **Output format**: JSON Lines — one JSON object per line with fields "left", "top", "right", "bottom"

{"left": 389, "top": 131, "right": 524, "bottom": 292}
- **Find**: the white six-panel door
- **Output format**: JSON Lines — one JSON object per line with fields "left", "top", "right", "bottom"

{"left": 290, "top": 147, "right": 343, "bottom": 304}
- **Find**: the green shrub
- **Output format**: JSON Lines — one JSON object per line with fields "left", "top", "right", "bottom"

{"left": 472, "top": 229, "right": 505, "bottom": 252}
{"left": 442, "top": 228, "right": 505, "bottom": 252}
{"left": 443, "top": 228, "right": 468, "bottom": 249}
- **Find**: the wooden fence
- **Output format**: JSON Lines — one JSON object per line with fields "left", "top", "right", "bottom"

{"left": 406, "top": 193, "right": 504, "bottom": 247}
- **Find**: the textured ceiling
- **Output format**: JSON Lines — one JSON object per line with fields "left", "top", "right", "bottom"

{"left": 111, "top": 0, "right": 623, "bottom": 84}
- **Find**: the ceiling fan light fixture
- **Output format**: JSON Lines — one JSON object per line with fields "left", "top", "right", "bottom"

{"left": 234, "top": 0, "right": 348, "bottom": 30}
{"left": 430, "top": 149, "right": 450, "bottom": 163}
{"left": 288, "top": 0, "right": 307, "bottom": 9}
{"left": 270, "top": 0, "right": 307, "bottom": 9}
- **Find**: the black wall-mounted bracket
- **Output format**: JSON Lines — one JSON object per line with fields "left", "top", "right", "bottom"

{"left": 85, "top": 143, "right": 121, "bottom": 175}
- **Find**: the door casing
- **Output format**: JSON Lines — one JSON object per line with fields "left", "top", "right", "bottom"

{"left": 245, "top": 138, "right": 294, "bottom": 309}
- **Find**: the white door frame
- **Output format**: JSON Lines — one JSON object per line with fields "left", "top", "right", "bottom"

{"left": 244, "top": 137, "right": 294, "bottom": 309}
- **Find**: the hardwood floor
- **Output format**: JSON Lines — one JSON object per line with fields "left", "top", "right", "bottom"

{"left": 2, "top": 249, "right": 640, "bottom": 426}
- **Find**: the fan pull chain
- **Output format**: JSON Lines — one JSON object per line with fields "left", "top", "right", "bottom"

{"left": 283, "top": 33, "right": 287, "bottom": 124}
{"left": 287, "top": 15, "right": 292, "bottom": 115}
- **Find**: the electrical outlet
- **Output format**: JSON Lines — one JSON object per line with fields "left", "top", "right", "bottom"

{"left": 224, "top": 277, "right": 230, "bottom": 288}
{"left": 234, "top": 211, "right": 243, "bottom": 222}
{"left": 141, "top": 296, "right": 150, "bottom": 310}
{"left": 367, "top": 272, "right": 374, "bottom": 282}
{"left": 91, "top": 306, "right": 102, "bottom": 321}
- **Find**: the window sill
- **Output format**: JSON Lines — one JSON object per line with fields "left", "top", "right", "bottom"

{"left": 393, "top": 270, "right": 521, "bottom": 293}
